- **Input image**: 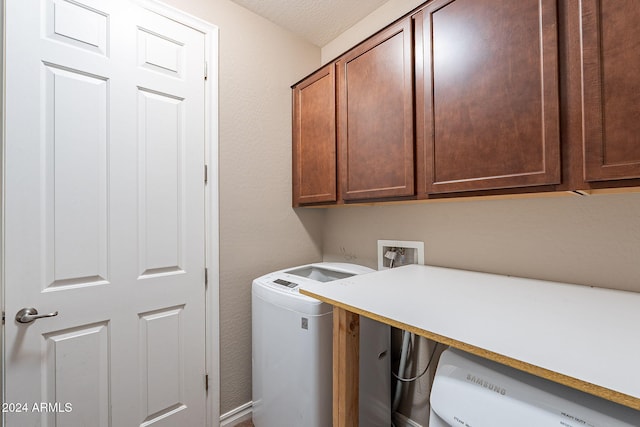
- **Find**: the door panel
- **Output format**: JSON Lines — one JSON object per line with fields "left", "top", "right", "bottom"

{"left": 46, "top": 0, "right": 109, "bottom": 55}
{"left": 292, "top": 64, "right": 337, "bottom": 206}
{"left": 416, "top": 0, "right": 561, "bottom": 194}
{"left": 44, "top": 64, "right": 109, "bottom": 289}
{"left": 582, "top": 0, "right": 640, "bottom": 181}
{"left": 138, "top": 27, "right": 184, "bottom": 77}
{"left": 137, "top": 89, "right": 185, "bottom": 276}
{"left": 44, "top": 322, "right": 110, "bottom": 427}
{"left": 139, "top": 306, "right": 186, "bottom": 423}
{"left": 4, "top": 0, "right": 207, "bottom": 425}
{"left": 338, "top": 17, "right": 414, "bottom": 201}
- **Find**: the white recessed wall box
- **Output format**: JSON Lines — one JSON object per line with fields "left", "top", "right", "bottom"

{"left": 377, "top": 240, "right": 425, "bottom": 270}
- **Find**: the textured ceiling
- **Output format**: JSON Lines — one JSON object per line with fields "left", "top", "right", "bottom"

{"left": 230, "top": 0, "right": 390, "bottom": 47}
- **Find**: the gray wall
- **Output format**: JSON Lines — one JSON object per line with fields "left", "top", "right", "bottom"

{"left": 323, "top": 193, "right": 640, "bottom": 292}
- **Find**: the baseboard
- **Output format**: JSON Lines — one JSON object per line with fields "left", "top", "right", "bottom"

{"left": 219, "top": 401, "right": 253, "bottom": 427}
{"left": 219, "top": 403, "right": 422, "bottom": 427}
{"left": 393, "top": 411, "right": 425, "bottom": 427}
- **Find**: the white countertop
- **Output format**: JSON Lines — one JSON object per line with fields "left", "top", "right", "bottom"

{"left": 300, "top": 264, "right": 640, "bottom": 409}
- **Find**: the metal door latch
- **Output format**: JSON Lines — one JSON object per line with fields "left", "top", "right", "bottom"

{"left": 15, "top": 307, "right": 59, "bottom": 324}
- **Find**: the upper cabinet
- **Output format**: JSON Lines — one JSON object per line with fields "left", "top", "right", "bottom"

{"left": 337, "top": 17, "right": 415, "bottom": 202}
{"left": 415, "top": 0, "right": 561, "bottom": 195}
{"left": 292, "top": 64, "right": 337, "bottom": 206}
{"left": 581, "top": 0, "right": 640, "bottom": 182}
{"left": 291, "top": 0, "right": 640, "bottom": 207}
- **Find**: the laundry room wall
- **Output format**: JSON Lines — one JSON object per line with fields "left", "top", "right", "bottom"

{"left": 322, "top": 194, "right": 640, "bottom": 292}
{"left": 319, "top": 1, "right": 640, "bottom": 425}
{"left": 321, "top": 0, "right": 426, "bottom": 64}
{"left": 161, "top": 0, "right": 325, "bottom": 417}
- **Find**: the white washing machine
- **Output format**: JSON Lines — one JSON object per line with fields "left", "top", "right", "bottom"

{"left": 430, "top": 348, "right": 640, "bottom": 426}
{"left": 252, "top": 262, "right": 390, "bottom": 427}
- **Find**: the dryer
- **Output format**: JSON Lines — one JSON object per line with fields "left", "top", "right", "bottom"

{"left": 430, "top": 348, "right": 640, "bottom": 426}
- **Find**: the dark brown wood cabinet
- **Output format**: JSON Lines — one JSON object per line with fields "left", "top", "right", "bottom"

{"left": 581, "top": 0, "right": 640, "bottom": 182}
{"left": 291, "top": 0, "right": 640, "bottom": 207}
{"left": 292, "top": 64, "right": 337, "bottom": 206}
{"left": 415, "top": 0, "right": 561, "bottom": 195}
{"left": 337, "top": 17, "right": 415, "bottom": 201}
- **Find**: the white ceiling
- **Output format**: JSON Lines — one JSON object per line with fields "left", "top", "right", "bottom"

{"left": 230, "top": 0, "right": 390, "bottom": 47}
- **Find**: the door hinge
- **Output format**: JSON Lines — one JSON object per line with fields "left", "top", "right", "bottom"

{"left": 204, "top": 164, "right": 208, "bottom": 185}
{"left": 205, "top": 374, "right": 209, "bottom": 392}
{"left": 205, "top": 268, "right": 208, "bottom": 286}
{"left": 204, "top": 61, "right": 208, "bottom": 80}
{"left": 2, "top": 311, "right": 5, "bottom": 325}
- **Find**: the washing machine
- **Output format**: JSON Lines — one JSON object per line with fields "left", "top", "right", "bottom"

{"left": 430, "top": 348, "right": 640, "bottom": 426}
{"left": 252, "top": 262, "right": 390, "bottom": 427}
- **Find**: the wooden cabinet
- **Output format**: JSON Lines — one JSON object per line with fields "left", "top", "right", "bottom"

{"left": 415, "top": 0, "right": 561, "bottom": 195}
{"left": 292, "top": 64, "right": 337, "bottom": 206}
{"left": 581, "top": 0, "right": 640, "bottom": 182}
{"left": 291, "top": 0, "right": 640, "bottom": 207}
{"left": 337, "top": 17, "right": 415, "bottom": 201}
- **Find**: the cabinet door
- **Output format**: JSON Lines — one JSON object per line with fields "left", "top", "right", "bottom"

{"left": 416, "top": 0, "right": 561, "bottom": 194}
{"left": 582, "top": 0, "right": 640, "bottom": 181}
{"left": 292, "top": 64, "right": 337, "bottom": 206}
{"left": 338, "top": 18, "right": 414, "bottom": 201}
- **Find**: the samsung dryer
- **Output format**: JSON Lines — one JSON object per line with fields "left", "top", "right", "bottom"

{"left": 430, "top": 348, "right": 640, "bottom": 426}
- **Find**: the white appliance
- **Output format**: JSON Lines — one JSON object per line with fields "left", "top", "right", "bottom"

{"left": 252, "top": 262, "right": 390, "bottom": 427}
{"left": 430, "top": 348, "right": 640, "bottom": 427}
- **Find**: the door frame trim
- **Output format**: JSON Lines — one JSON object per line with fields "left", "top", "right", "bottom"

{"left": 0, "top": 0, "right": 5, "bottom": 417}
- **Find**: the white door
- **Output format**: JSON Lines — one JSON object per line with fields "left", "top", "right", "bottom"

{"left": 3, "top": 0, "right": 208, "bottom": 425}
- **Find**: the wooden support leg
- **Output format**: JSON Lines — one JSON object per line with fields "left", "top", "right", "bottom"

{"left": 333, "top": 307, "right": 359, "bottom": 427}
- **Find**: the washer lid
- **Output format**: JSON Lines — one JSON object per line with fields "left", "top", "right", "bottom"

{"left": 251, "top": 262, "right": 374, "bottom": 308}
{"left": 284, "top": 265, "right": 356, "bottom": 283}
{"left": 431, "top": 349, "right": 639, "bottom": 427}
